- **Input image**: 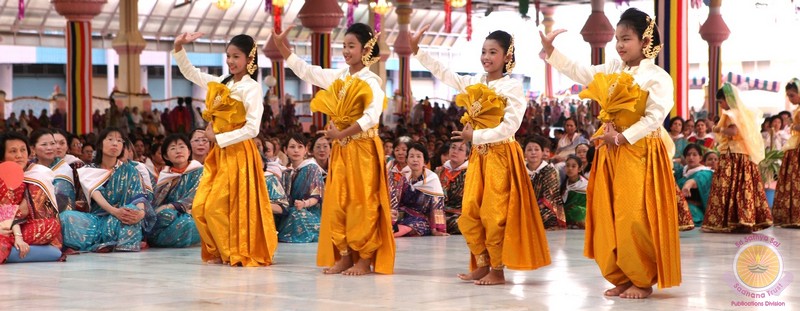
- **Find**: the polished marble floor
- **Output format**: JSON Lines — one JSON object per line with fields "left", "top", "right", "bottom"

{"left": 3, "top": 228, "right": 797, "bottom": 310}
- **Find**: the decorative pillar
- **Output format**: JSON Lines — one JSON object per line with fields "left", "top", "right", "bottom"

{"left": 53, "top": 0, "right": 107, "bottom": 135}
{"left": 297, "top": 0, "right": 343, "bottom": 129}
{"left": 0, "top": 64, "right": 11, "bottom": 118}
{"left": 112, "top": 0, "right": 146, "bottom": 110}
{"left": 369, "top": 10, "right": 391, "bottom": 88}
{"left": 580, "top": 1, "right": 613, "bottom": 66}
{"left": 580, "top": 0, "right": 613, "bottom": 117}
{"left": 699, "top": 0, "right": 729, "bottom": 120}
{"left": 656, "top": 0, "right": 689, "bottom": 120}
{"left": 164, "top": 51, "right": 172, "bottom": 106}
{"left": 263, "top": 36, "right": 288, "bottom": 112}
{"left": 106, "top": 49, "right": 116, "bottom": 96}
{"left": 541, "top": 6, "right": 555, "bottom": 99}
{"left": 394, "top": 0, "right": 413, "bottom": 118}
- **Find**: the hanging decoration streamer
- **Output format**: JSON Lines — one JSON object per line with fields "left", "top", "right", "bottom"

{"left": 466, "top": 0, "right": 472, "bottom": 41}
{"left": 534, "top": 0, "right": 541, "bottom": 26}
{"left": 265, "top": 0, "right": 272, "bottom": 12}
{"left": 274, "top": 5, "right": 282, "bottom": 34}
{"left": 18, "top": 0, "right": 24, "bottom": 20}
{"left": 375, "top": 12, "right": 381, "bottom": 31}
{"left": 444, "top": 0, "right": 452, "bottom": 33}
{"left": 347, "top": 0, "right": 358, "bottom": 27}
{"left": 518, "top": 0, "right": 528, "bottom": 17}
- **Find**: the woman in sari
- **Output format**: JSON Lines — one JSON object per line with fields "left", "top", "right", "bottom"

{"left": 668, "top": 117, "right": 689, "bottom": 163}
{"left": 60, "top": 128, "right": 151, "bottom": 252}
{"left": 174, "top": 32, "right": 278, "bottom": 266}
{"left": 543, "top": 8, "right": 681, "bottom": 298}
{"left": 434, "top": 140, "right": 469, "bottom": 234}
{"left": 189, "top": 129, "right": 210, "bottom": 165}
{"left": 264, "top": 155, "right": 289, "bottom": 228}
{"left": 413, "top": 26, "right": 551, "bottom": 285}
{"left": 524, "top": 136, "right": 566, "bottom": 230}
{"left": 675, "top": 144, "right": 713, "bottom": 228}
{"left": 278, "top": 134, "right": 325, "bottom": 243}
{"left": 688, "top": 119, "right": 715, "bottom": 149}
{"left": 702, "top": 83, "right": 772, "bottom": 233}
{"left": 310, "top": 135, "right": 331, "bottom": 177}
{"left": 30, "top": 129, "right": 76, "bottom": 213}
{"left": 0, "top": 132, "right": 62, "bottom": 263}
{"left": 390, "top": 142, "right": 447, "bottom": 237}
{"left": 274, "top": 23, "right": 395, "bottom": 275}
{"left": 386, "top": 136, "right": 411, "bottom": 176}
{"left": 773, "top": 78, "right": 800, "bottom": 227}
{"left": 148, "top": 134, "right": 203, "bottom": 248}
{"left": 554, "top": 118, "right": 589, "bottom": 162}
{"left": 50, "top": 129, "right": 85, "bottom": 212}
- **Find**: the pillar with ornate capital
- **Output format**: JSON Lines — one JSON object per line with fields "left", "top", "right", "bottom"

{"left": 264, "top": 36, "right": 289, "bottom": 112}
{"left": 580, "top": 0, "right": 613, "bottom": 66}
{"left": 53, "top": 0, "right": 106, "bottom": 134}
{"left": 368, "top": 11, "right": 390, "bottom": 88}
{"left": 541, "top": 6, "right": 555, "bottom": 99}
{"left": 656, "top": 0, "right": 689, "bottom": 119}
{"left": 298, "top": 0, "right": 343, "bottom": 129}
{"left": 580, "top": 0, "right": 613, "bottom": 116}
{"left": 699, "top": 0, "right": 729, "bottom": 120}
{"left": 394, "top": 0, "right": 413, "bottom": 119}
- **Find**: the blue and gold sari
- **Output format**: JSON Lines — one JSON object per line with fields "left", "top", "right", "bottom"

{"left": 148, "top": 160, "right": 203, "bottom": 248}
{"left": 60, "top": 161, "right": 151, "bottom": 252}
{"left": 278, "top": 159, "right": 325, "bottom": 243}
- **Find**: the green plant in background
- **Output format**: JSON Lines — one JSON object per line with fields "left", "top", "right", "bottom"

{"left": 759, "top": 149, "right": 784, "bottom": 186}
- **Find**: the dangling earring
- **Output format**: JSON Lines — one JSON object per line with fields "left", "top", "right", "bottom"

{"left": 505, "top": 59, "right": 515, "bottom": 74}
{"left": 246, "top": 45, "right": 258, "bottom": 75}
{"left": 505, "top": 35, "right": 515, "bottom": 74}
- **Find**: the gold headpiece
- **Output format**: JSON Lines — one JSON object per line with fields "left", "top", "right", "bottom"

{"left": 642, "top": 16, "right": 662, "bottom": 59}
{"left": 246, "top": 45, "right": 258, "bottom": 75}
{"left": 505, "top": 35, "right": 516, "bottom": 74}
{"left": 361, "top": 32, "right": 381, "bottom": 67}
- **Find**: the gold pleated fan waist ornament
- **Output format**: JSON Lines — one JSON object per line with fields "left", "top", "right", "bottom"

{"left": 455, "top": 84, "right": 507, "bottom": 130}
{"left": 455, "top": 84, "right": 508, "bottom": 155}
{"left": 310, "top": 76, "right": 388, "bottom": 144}
{"left": 578, "top": 72, "right": 649, "bottom": 138}
{"left": 203, "top": 82, "right": 247, "bottom": 133}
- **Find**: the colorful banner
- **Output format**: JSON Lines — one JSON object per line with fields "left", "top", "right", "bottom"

{"left": 656, "top": 0, "right": 689, "bottom": 119}
{"left": 66, "top": 21, "right": 93, "bottom": 134}
{"left": 399, "top": 55, "right": 412, "bottom": 116}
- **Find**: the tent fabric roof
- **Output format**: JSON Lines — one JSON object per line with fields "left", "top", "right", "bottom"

{"left": 0, "top": 0, "right": 590, "bottom": 54}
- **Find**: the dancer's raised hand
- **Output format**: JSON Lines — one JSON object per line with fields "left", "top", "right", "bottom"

{"left": 174, "top": 32, "right": 205, "bottom": 52}
{"left": 271, "top": 25, "right": 295, "bottom": 59}
{"left": 539, "top": 29, "right": 567, "bottom": 58}
{"left": 409, "top": 24, "right": 431, "bottom": 55}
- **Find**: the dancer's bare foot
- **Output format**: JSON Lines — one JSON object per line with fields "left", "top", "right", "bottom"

{"left": 323, "top": 255, "right": 354, "bottom": 274}
{"left": 474, "top": 268, "right": 505, "bottom": 285}
{"left": 342, "top": 258, "right": 372, "bottom": 276}
{"left": 619, "top": 286, "right": 653, "bottom": 299}
{"left": 604, "top": 282, "right": 633, "bottom": 296}
{"left": 458, "top": 265, "right": 490, "bottom": 281}
{"left": 206, "top": 258, "right": 223, "bottom": 264}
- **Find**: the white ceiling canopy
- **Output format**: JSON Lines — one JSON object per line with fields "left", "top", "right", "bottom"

{"left": 0, "top": 0, "right": 591, "bottom": 54}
